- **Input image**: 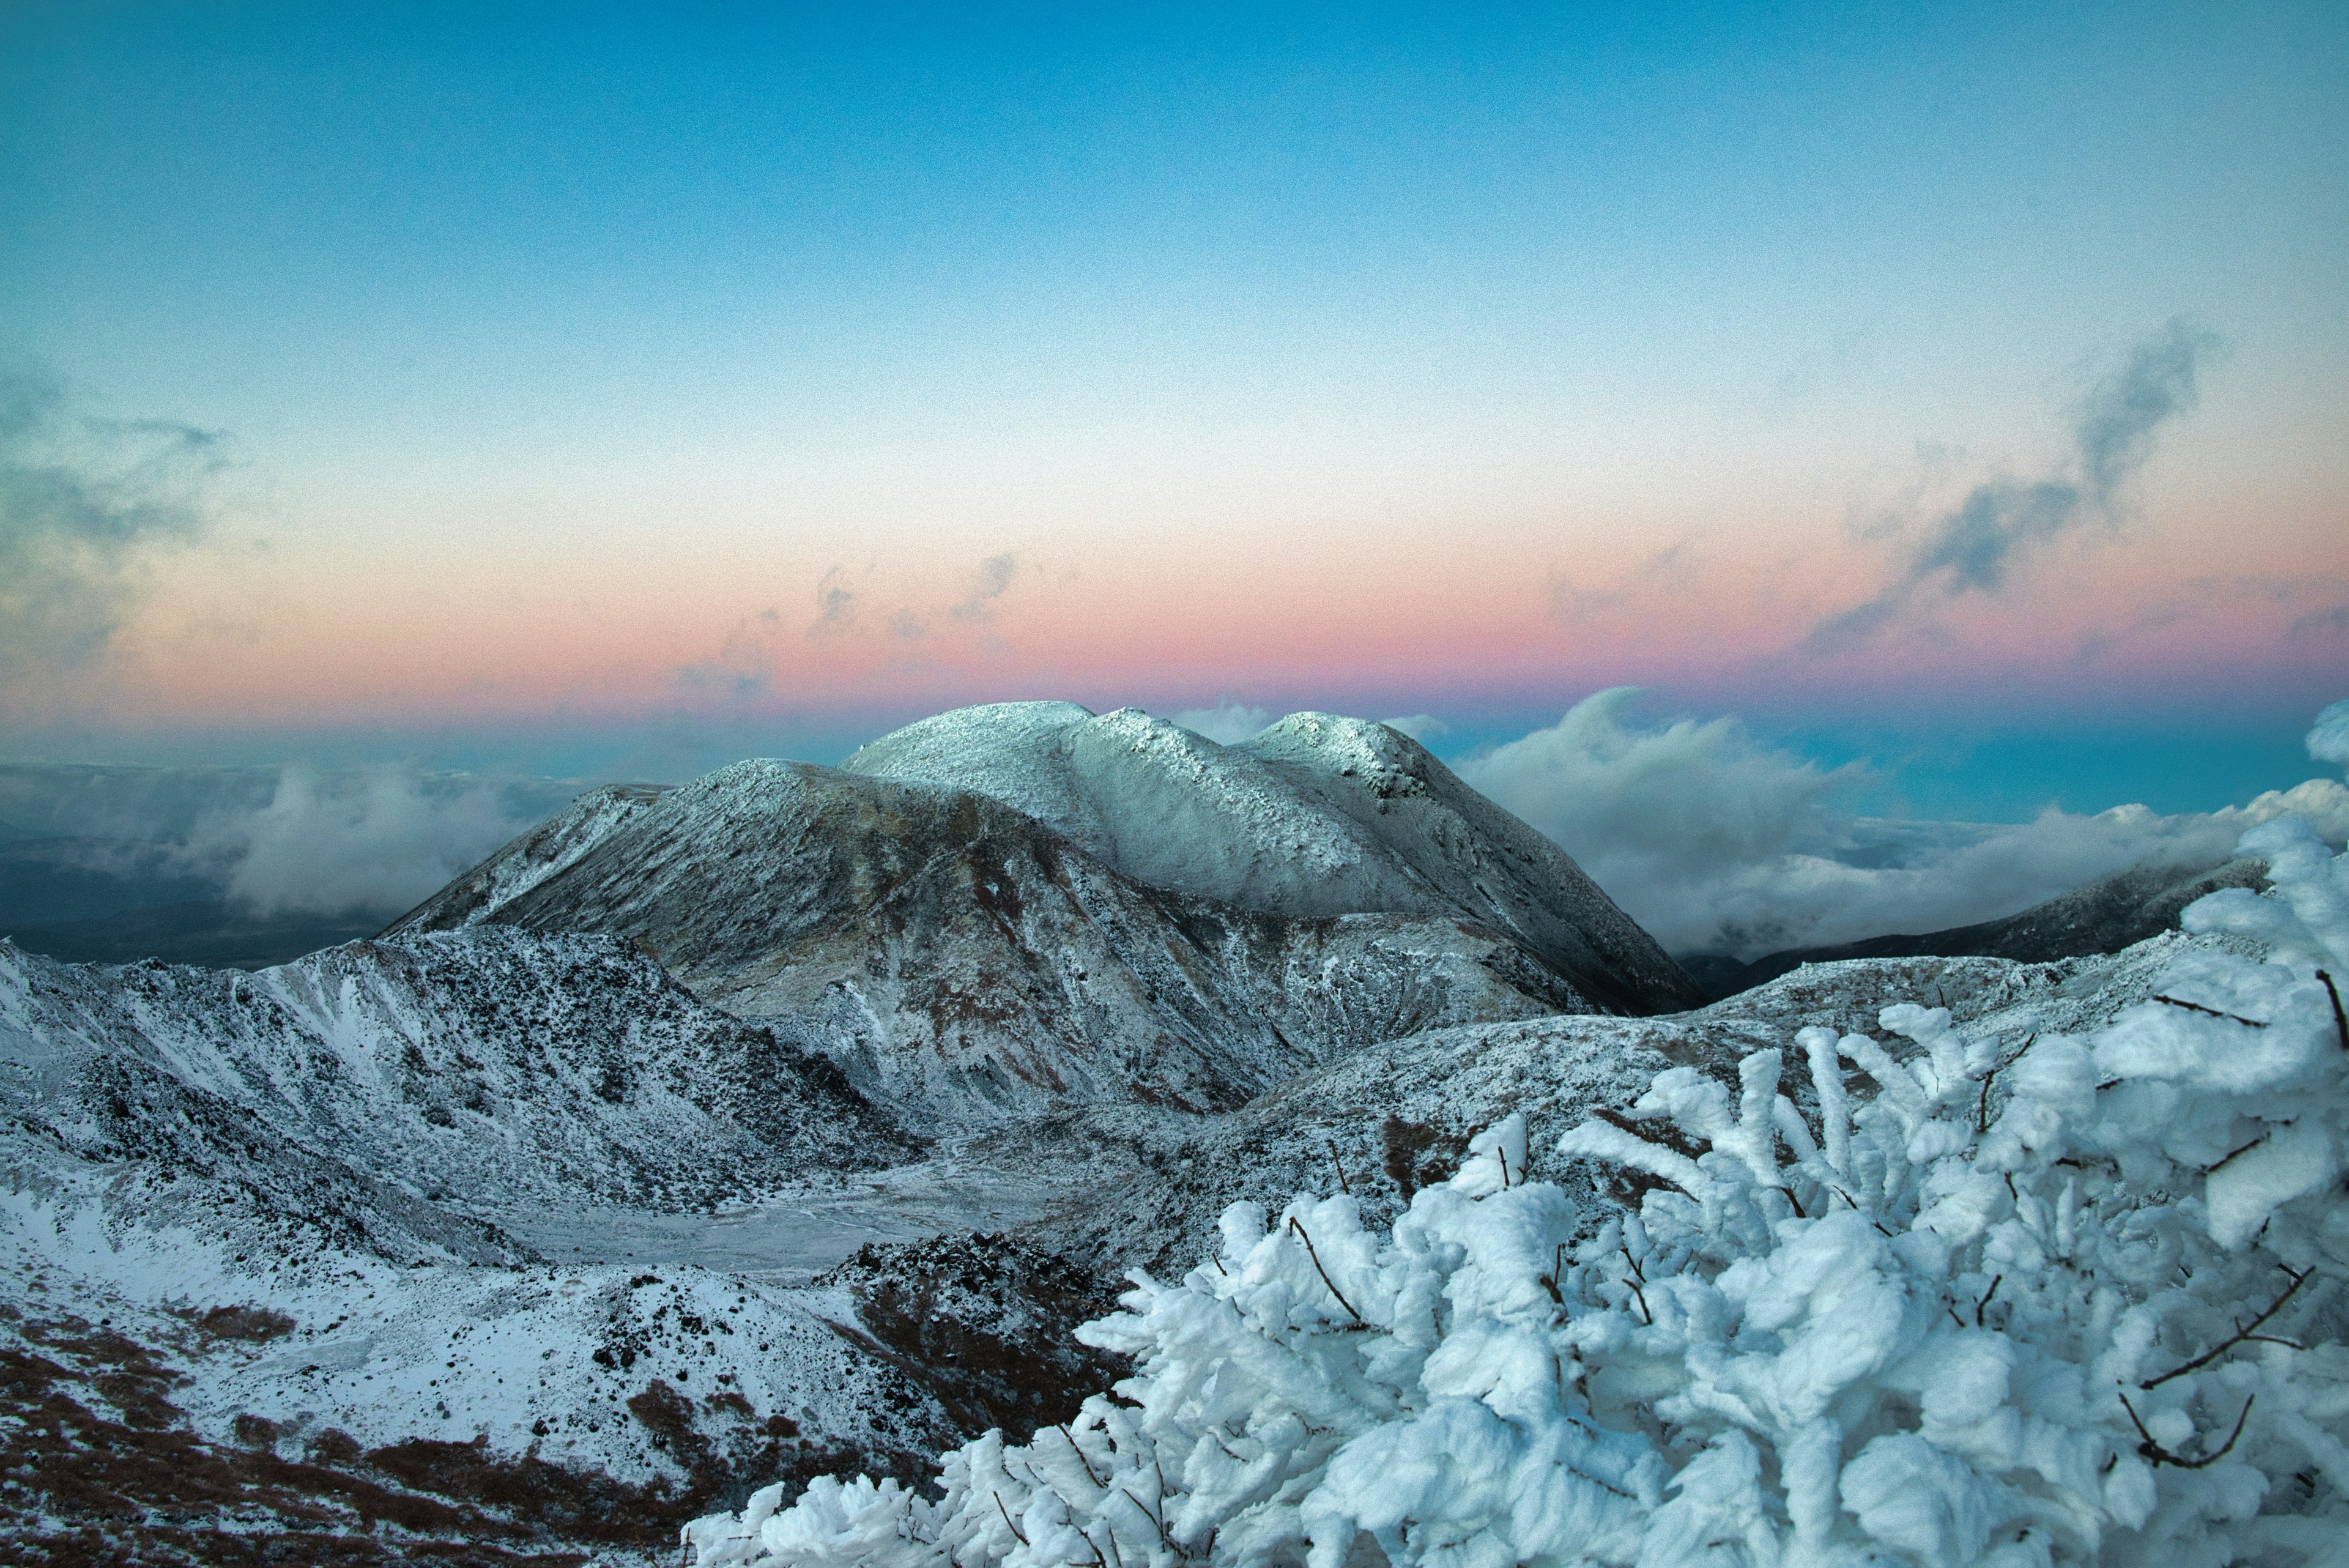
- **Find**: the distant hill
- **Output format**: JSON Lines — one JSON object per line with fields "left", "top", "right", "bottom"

{"left": 1679, "top": 852, "right": 2269, "bottom": 1000}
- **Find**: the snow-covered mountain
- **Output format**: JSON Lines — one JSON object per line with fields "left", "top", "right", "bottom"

{"left": 839, "top": 704, "right": 1698, "bottom": 1015}
{"left": 389, "top": 706, "right": 1699, "bottom": 1120}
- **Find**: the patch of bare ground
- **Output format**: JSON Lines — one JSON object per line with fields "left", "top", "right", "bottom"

{"left": 818, "top": 1232, "right": 1129, "bottom": 1440}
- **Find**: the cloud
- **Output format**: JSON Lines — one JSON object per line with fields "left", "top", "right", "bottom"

{"left": 1458, "top": 688, "right": 2349, "bottom": 959}
{"left": 809, "top": 569, "right": 856, "bottom": 636}
{"left": 2290, "top": 604, "right": 2349, "bottom": 644}
{"left": 2311, "top": 700, "right": 2349, "bottom": 770}
{"left": 1811, "top": 319, "right": 2218, "bottom": 651}
{"left": 0, "top": 360, "right": 225, "bottom": 688}
{"left": 675, "top": 608, "right": 781, "bottom": 700}
{"left": 177, "top": 764, "right": 554, "bottom": 918}
{"left": 1173, "top": 702, "right": 1271, "bottom": 744}
{"left": 1550, "top": 540, "right": 1694, "bottom": 623}
{"left": 1380, "top": 714, "right": 1449, "bottom": 743}
{"left": 949, "top": 552, "right": 1021, "bottom": 621}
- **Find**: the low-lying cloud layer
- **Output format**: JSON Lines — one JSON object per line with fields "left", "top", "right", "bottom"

{"left": 1, "top": 762, "right": 579, "bottom": 924}
{"left": 1458, "top": 689, "right": 2349, "bottom": 959}
{"left": 177, "top": 766, "right": 574, "bottom": 918}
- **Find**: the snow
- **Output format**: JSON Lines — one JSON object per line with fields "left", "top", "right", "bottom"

{"left": 843, "top": 702, "right": 1702, "bottom": 1014}
{"left": 686, "top": 759, "right": 2349, "bottom": 1564}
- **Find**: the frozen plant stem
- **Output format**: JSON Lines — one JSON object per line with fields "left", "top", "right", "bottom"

{"left": 1978, "top": 1033, "right": 2035, "bottom": 1134}
{"left": 2320, "top": 970, "right": 2348, "bottom": 1052}
{"left": 1063, "top": 1423, "right": 1104, "bottom": 1488}
{"left": 2144, "top": 1266, "right": 2311, "bottom": 1388}
{"left": 2152, "top": 995, "right": 2269, "bottom": 1028}
{"left": 1620, "top": 1246, "right": 1652, "bottom": 1325}
{"left": 1286, "top": 1217, "right": 1362, "bottom": 1322}
{"left": 1324, "top": 1138, "right": 1351, "bottom": 1195}
{"left": 2120, "top": 1391, "right": 2256, "bottom": 1469}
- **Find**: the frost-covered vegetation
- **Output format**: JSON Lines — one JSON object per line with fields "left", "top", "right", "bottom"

{"left": 685, "top": 810, "right": 2349, "bottom": 1567}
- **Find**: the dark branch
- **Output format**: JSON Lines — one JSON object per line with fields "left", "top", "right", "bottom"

{"left": 1619, "top": 1245, "right": 1652, "bottom": 1325}
{"left": 2145, "top": 1267, "right": 2310, "bottom": 1388}
{"left": 2319, "top": 970, "right": 2348, "bottom": 1052}
{"left": 994, "top": 1492, "right": 1029, "bottom": 1546}
{"left": 2153, "top": 995, "right": 2268, "bottom": 1028}
{"left": 1287, "top": 1217, "right": 1363, "bottom": 1323}
{"left": 2119, "top": 1390, "right": 2256, "bottom": 1469}
{"left": 1977, "top": 1034, "right": 2035, "bottom": 1135}
{"left": 1062, "top": 1424, "right": 1104, "bottom": 1488}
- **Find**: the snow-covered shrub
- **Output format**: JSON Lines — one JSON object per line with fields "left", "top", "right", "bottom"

{"left": 688, "top": 814, "right": 2349, "bottom": 1567}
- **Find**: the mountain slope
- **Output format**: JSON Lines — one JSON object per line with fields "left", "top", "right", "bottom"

{"left": 396, "top": 761, "right": 1581, "bottom": 1119}
{"left": 0, "top": 929, "right": 916, "bottom": 1246}
{"left": 842, "top": 703, "right": 1702, "bottom": 1014}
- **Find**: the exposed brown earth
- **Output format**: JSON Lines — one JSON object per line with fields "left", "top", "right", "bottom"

{"left": 0, "top": 1304, "right": 907, "bottom": 1567}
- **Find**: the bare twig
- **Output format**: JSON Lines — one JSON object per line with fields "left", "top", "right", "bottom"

{"left": 1116, "top": 1486, "right": 1181, "bottom": 1559}
{"left": 1496, "top": 1143, "right": 1512, "bottom": 1189}
{"left": 1975, "top": 1275, "right": 2002, "bottom": 1327}
{"left": 2319, "top": 971, "right": 2348, "bottom": 1052}
{"left": 994, "top": 1493, "right": 1028, "bottom": 1546}
{"left": 1287, "top": 1217, "right": 1363, "bottom": 1322}
{"left": 1538, "top": 1240, "right": 1567, "bottom": 1306}
{"left": 2145, "top": 1267, "right": 2310, "bottom": 1388}
{"left": 1062, "top": 1424, "right": 1104, "bottom": 1488}
{"left": 2153, "top": 995, "right": 2268, "bottom": 1028}
{"left": 1620, "top": 1246, "right": 1652, "bottom": 1325}
{"left": 1978, "top": 1034, "right": 2036, "bottom": 1134}
{"left": 2119, "top": 1390, "right": 2256, "bottom": 1468}
{"left": 1324, "top": 1138, "right": 1353, "bottom": 1195}
{"left": 2205, "top": 1135, "right": 2267, "bottom": 1176}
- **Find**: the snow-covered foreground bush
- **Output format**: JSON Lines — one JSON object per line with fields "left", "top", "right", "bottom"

{"left": 688, "top": 812, "right": 2349, "bottom": 1567}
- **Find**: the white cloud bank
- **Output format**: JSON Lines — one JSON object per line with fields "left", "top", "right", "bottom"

{"left": 1457, "top": 688, "right": 2349, "bottom": 959}
{"left": 178, "top": 765, "right": 560, "bottom": 918}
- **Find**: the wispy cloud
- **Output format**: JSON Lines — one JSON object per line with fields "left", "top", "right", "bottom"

{"left": 675, "top": 608, "right": 782, "bottom": 700}
{"left": 1810, "top": 319, "right": 2219, "bottom": 652}
{"left": 1379, "top": 713, "right": 1449, "bottom": 743}
{"left": 809, "top": 568, "right": 856, "bottom": 636}
{"left": 948, "top": 551, "right": 1021, "bottom": 622}
{"left": 0, "top": 360, "right": 226, "bottom": 691}
{"left": 1549, "top": 540, "right": 1694, "bottom": 622}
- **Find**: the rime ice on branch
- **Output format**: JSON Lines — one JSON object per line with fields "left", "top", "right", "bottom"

{"left": 686, "top": 798, "right": 2349, "bottom": 1567}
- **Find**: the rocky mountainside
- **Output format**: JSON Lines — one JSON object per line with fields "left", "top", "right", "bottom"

{"left": 388, "top": 707, "right": 1701, "bottom": 1120}
{"left": 841, "top": 704, "right": 1701, "bottom": 1014}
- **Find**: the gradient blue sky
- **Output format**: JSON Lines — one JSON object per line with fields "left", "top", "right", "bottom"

{"left": 2, "top": 1, "right": 2343, "bottom": 820}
